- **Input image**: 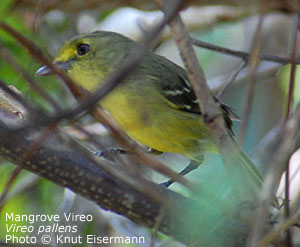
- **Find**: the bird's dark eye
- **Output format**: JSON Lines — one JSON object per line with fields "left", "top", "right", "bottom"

{"left": 77, "top": 43, "right": 90, "bottom": 56}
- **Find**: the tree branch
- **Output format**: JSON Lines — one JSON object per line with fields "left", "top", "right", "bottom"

{"left": 0, "top": 1, "right": 195, "bottom": 189}
{"left": 157, "top": 0, "right": 260, "bottom": 199}
{"left": 191, "top": 37, "right": 300, "bottom": 65}
{"left": 0, "top": 92, "right": 250, "bottom": 247}
{"left": 12, "top": 0, "right": 300, "bottom": 14}
{"left": 247, "top": 96, "right": 300, "bottom": 247}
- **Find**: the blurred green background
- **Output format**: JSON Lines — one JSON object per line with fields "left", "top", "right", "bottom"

{"left": 0, "top": 0, "right": 299, "bottom": 246}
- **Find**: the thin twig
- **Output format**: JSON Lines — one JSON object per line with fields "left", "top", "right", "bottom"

{"left": 238, "top": 14, "right": 264, "bottom": 144}
{"left": 217, "top": 60, "right": 247, "bottom": 97}
{"left": 247, "top": 101, "right": 300, "bottom": 247}
{"left": 0, "top": 1, "right": 185, "bottom": 126}
{"left": 156, "top": 0, "right": 261, "bottom": 199}
{"left": 54, "top": 125, "right": 174, "bottom": 206}
{"left": 0, "top": 2, "right": 194, "bottom": 188}
{"left": 260, "top": 208, "right": 300, "bottom": 246}
{"left": 0, "top": 174, "right": 40, "bottom": 207}
{"left": 0, "top": 108, "right": 224, "bottom": 246}
{"left": 150, "top": 208, "right": 166, "bottom": 247}
{"left": 0, "top": 79, "right": 41, "bottom": 116}
{"left": 91, "top": 107, "right": 194, "bottom": 189}
{"left": 283, "top": 10, "right": 300, "bottom": 247}
{"left": 0, "top": 45, "right": 62, "bottom": 111}
{"left": 31, "top": 0, "right": 45, "bottom": 33}
{"left": 0, "top": 42, "right": 117, "bottom": 178}
{"left": 0, "top": 23, "right": 83, "bottom": 99}
{"left": 0, "top": 124, "right": 56, "bottom": 212}
{"left": 0, "top": 167, "right": 22, "bottom": 212}
{"left": 190, "top": 37, "right": 300, "bottom": 65}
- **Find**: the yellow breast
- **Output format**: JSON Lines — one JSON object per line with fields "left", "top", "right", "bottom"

{"left": 101, "top": 86, "right": 215, "bottom": 157}
{"left": 68, "top": 68, "right": 215, "bottom": 159}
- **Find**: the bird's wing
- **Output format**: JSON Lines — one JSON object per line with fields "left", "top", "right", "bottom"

{"left": 162, "top": 75, "right": 202, "bottom": 115}
{"left": 162, "top": 74, "right": 234, "bottom": 133}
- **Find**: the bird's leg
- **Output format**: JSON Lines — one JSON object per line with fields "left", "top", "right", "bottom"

{"left": 94, "top": 148, "right": 132, "bottom": 161}
{"left": 95, "top": 147, "right": 163, "bottom": 160}
{"left": 161, "top": 160, "right": 199, "bottom": 188}
{"left": 147, "top": 147, "right": 163, "bottom": 155}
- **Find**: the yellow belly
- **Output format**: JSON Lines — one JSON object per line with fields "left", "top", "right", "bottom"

{"left": 67, "top": 68, "right": 215, "bottom": 160}
{"left": 101, "top": 86, "right": 215, "bottom": 159}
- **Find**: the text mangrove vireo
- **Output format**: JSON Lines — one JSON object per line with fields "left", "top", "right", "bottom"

{"left": 36, "top": 31, "right": 263, "bottom": 189}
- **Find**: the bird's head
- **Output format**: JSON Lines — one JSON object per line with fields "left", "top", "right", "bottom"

{"left": 36, "top": 31, "right": 136, "bottom": 91}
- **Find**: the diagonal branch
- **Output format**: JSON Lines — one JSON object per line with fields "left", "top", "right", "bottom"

{"left": 190, "top": 37, "right": 300, "bottom": 65}
{"left": 247, "top": 98, "right": 300, "bottom": 247}
{"left": 156, "top": 0, "right": 260, "bottom": 199}
{"left": 0, "top": 0, "right": 193, "bottom": 189}
{"left": 0, "top": 0, "right": 185, "bottom": 127}
{"left": 0, "top": 103, "right": 249, "bottom": 247}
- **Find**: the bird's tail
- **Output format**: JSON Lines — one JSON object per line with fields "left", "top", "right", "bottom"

{"left": 238, "top": 147, "right": 281, "bottom": 208}
{"left": 237, "top": 147, "right": 263, "bottom": 194}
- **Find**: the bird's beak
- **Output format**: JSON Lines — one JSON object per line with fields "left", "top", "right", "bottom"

{"left": 35, "top": 61, "right": 72, "bottom": 76}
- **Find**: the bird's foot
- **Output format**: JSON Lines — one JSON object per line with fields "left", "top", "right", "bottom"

{"left": 95, "top": 147, "right": 129, "bottom": 161}
{"left": 160, "top": 179, "right": 174, "bottom": 188}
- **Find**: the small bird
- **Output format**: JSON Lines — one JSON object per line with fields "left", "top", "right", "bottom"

{"left": 36, "top": 31, "right": 262, "bottom": 188}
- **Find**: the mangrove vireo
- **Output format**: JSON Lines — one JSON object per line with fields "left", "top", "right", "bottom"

{"left": 36, "top": 31, "right": 262, "bottom": 188}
